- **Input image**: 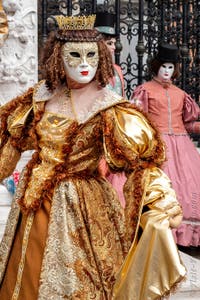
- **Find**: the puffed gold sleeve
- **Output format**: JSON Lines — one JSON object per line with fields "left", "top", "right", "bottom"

{"left": 102, "top": 102, "right": 181, "bottom": 234}
{"left": 0, "top": 88, "right": 34, "bottom": 182}
{"left": 102, "top": 103, "right": 165, "bottom": 171}
{"left": 102, "top": 103, "right": 186, "bottom": 300}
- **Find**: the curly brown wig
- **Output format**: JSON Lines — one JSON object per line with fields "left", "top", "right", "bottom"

{"left": 40, "top": 29, "right": 114, "bottom": 90}
{"left": 149, "top": 58, "right": 180, "bottom": 79}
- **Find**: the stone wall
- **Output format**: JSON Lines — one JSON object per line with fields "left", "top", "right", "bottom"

{"left": 0, "top": 0, "right": 38, "bottom": 240}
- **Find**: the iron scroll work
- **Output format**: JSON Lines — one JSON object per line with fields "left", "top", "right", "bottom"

{"left": 39, "top": 0, "right": 200, "bottom": 104}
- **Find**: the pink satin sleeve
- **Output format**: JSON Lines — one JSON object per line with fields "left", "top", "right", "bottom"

{"left": 183, "top": 93, "right": 200, "bottom": 123}
{"left": 185, "top": 121, "right": 200, "bottom": 134}
{"left": 131, "top": 85, "right": 149, "bottom": 113}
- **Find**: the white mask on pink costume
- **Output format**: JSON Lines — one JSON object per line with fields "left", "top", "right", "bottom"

{"left": 157, "top": 62, "right": 175, "bottom": 81}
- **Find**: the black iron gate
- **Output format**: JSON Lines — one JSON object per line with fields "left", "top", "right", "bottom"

{"left": 38, "top": 0, "right": 200, "bottom": 102}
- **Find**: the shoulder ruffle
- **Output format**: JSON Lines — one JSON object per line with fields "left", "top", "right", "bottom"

{"left": 102, "top": 101, "right": 165, "bottom": 172}
{"left": 33, "top": 80, "right": 53, "bottom": 103}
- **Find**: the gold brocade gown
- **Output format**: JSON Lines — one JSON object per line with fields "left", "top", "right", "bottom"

{"left": 0, "top": 81, "right": 185, "bottom": 300}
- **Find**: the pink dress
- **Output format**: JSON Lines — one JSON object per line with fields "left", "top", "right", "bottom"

{"left": 132, "top": 78, "right": 200, "bottom": 247}
{"left": 100, "top": 64, "right": 127, "bottom": 208}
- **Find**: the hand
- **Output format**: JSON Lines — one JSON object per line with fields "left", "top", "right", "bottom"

{"left": 166, "top": 204, "right": 183, "bottom": 228}
{"left": 169, "top": 214, "right": 183, "bottom": 228}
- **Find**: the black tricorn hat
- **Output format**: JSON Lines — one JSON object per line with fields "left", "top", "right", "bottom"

{"left": 155, "top": 42, "right": 179, "bottom": 63}
{"left": 94, "top": 11, "right": 116, "bottom": 36}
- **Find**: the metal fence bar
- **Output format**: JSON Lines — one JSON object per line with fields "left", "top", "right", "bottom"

{"left": 135, "top": 0, "right": 145, "bottom": 85}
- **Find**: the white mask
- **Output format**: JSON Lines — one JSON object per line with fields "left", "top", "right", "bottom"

{"left": 157, "top": 62, "right": 175, "bottom": 81}
{"left": 61, "top": 42, "right": 99, "bottom": 84}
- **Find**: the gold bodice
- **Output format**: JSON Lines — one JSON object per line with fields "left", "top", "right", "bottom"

{"left": 38, "top": 112, "right": 74, "bottom": 165}
{"left": 24, "top": 111, "right": 103, "bottom": 207}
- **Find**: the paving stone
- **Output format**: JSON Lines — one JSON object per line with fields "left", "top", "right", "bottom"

{"left": 170, "top": 251, "right": 200, "bottom": 299}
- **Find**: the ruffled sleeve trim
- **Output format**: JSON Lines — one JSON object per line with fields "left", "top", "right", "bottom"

{"left": 183, "top": 92, "right": 200, "bottom": 123}
{"left": 131, "top": 84, "right": 149, "bottom": 113}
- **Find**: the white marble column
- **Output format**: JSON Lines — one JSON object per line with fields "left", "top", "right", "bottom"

{"left": 0, "top": 0, "right": 38, "bottom": 241}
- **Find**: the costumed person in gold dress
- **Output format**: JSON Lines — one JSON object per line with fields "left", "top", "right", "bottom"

{"left": 0, "top": 15, "right": 185, "bottom": 300}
